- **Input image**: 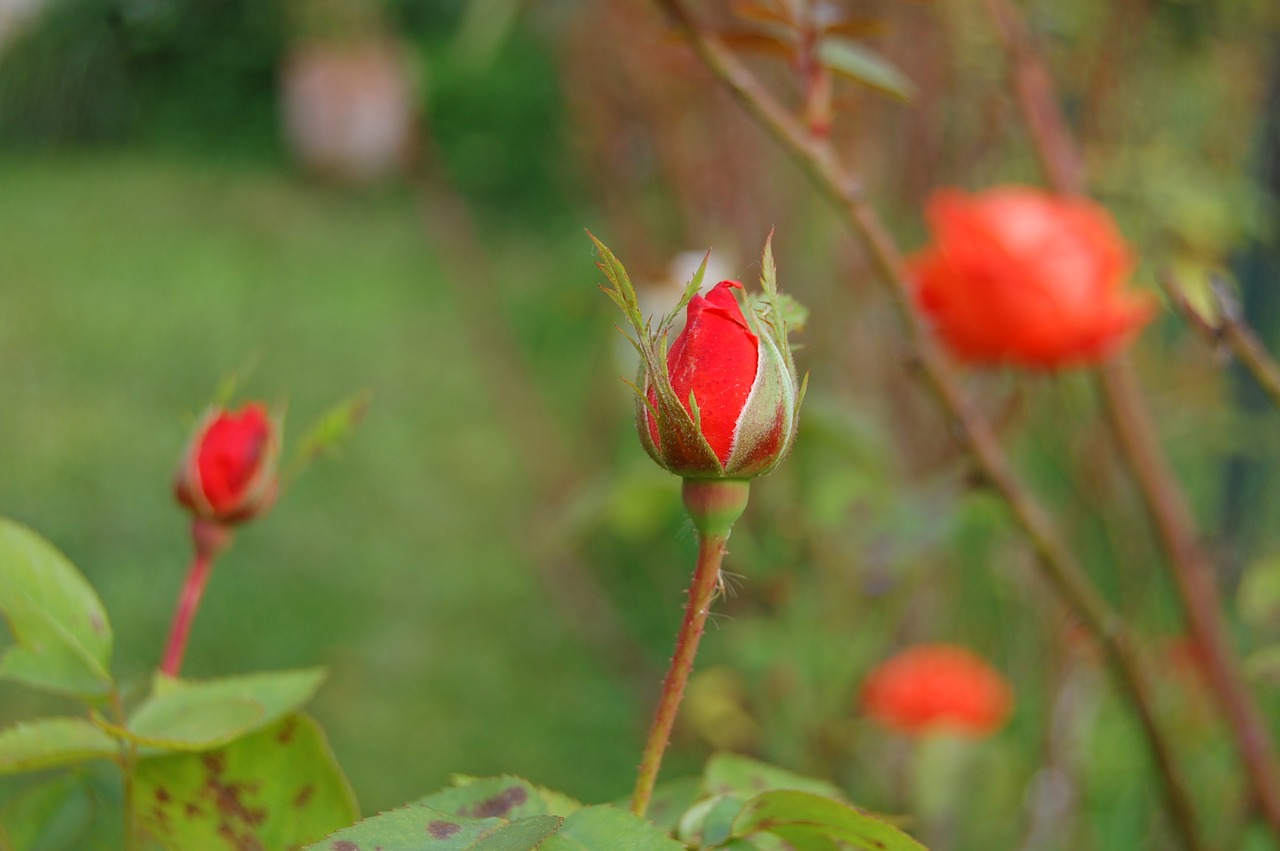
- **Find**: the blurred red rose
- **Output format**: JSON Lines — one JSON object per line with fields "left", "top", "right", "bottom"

{"left": 175, "top": 403, "right": 279, "bottom": 524}
{"left": 910, "top": 187, "right": 1155, "bottom": 368}
{"left": 860, "top": 644, "right": 1013, "bottom": 737}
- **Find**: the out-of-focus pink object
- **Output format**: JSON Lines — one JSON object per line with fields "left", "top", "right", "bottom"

{"left": 281, "top": 40, "right": 417, "bottom": 183}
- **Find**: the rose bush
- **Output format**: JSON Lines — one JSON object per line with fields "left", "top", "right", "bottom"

{"left": 910, "top": 187, "right": 1155, "bottom": 368}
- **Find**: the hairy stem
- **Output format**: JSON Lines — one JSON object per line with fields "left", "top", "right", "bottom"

{"left": 648, "top": 1, "right": 1203, "bottom": 846}
{"left": 632, "top": 526, "right": 731, "bottom": 817}
{"left": 980, "top": 0, "right": 1280, "bottom": 835}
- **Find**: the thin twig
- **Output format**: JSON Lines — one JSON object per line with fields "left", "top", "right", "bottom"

{"left": 648, "top": 1, "right": 1203, "bottom": 847}
{"left": 981, "top": 0, "right": 1280, "bottom": 836}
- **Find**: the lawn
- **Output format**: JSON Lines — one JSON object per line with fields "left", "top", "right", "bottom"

{"left": 0, "top": 152, "right": 646, "bottom": 812}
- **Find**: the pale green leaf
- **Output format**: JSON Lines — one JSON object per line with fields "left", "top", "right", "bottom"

{"left": 540, "top": 805, "right": 684, "bottom": 851}
{"left": 0, "top": 518, "right": 113, "bottom": 698}
{"left": 817, "top": 39, "right": 915, "bottom": 100}
{"left": 0, "top": 717, "right": 118, "bottom": 775}
{"left": 120, "top": 668, "right": 326, "bottom": 751}
{"left": 309, "top": 808, "right": 562, "bottom": 851}
{"left": 703, "top": 752, "right": 843, "bottom": 799}
{"left": 416, "top": 776, "right": 550, "bottom": 820}
{"left": 732, "top": 790, "right": 926, "bottom": 851}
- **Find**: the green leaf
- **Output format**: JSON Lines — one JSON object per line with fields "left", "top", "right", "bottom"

{"left": 0, "top": 518, "right": 113, "bottom": 698}
{"left": 0, "top": 717, "right": 118, "bottom": 775}
{"left": 678, "top": 793, "right": 748, "bottom": 847}
{"left": 309, "top": 808, "right": 562, "bottom": 851}
{"left": 817, "top": 39, "right": 914, "bottom": 100}
{"left": 135, "top": 713, "right": 357, "bottom": 850}
{"left": 539, "top": 805, "right": 684, "bottom": 851}
{"left": 531, "top": 785, "right": 583, "bottom": 818}
{"left": 118, "top": 668, "right": 326, "bottom": 751}
{"left": 732, "top": 790, "right": 926, "bottom": 851}
{"left": 640, "top": 776, "right": 702, "bottom": 833}
{"left": 703, "top": 752, "right": 844, "bottom": 799}
{"left": 0, "top": 775, "right": 93, "bottom": 851}
{"left": 416, "top": 776, "right": 551, "bottom": 820}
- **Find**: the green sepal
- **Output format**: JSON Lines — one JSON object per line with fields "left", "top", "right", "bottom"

{"left": 592, "top": 231, "right": 723, "bottom": 476}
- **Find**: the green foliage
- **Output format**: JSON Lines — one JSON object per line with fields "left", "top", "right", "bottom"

{"left": 0, "top": 519, "right": 355, "bottom": 850}
{"left": 134, "top": 714, "right": 357, "bottom": 849}
{"left": 0, "top": 775, "right": 94, "bottom": 851}
{"left": 817, "top": 40, "right": 915, "bottom": 101}
{"left": 321, "top": 754, "right": 925, "bottom": 850}
{"left": 0, "top": 518, "right": 113, "bottom": 699}
{"left": 115, "top": 668, "right": 327, "bottom": 751}
{"left": 0, "top": 718, "right": 118, "bottom": 775}
{"left": 312, "top": 808, "right": 563, "bottom": 851}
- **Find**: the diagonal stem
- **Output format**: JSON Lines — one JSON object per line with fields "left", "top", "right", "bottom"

{"left": 980, "top": 0, "right": 1280, "bottom": 835}
{"left": 648, "top": 2, "right": 1203, "bottom": 847}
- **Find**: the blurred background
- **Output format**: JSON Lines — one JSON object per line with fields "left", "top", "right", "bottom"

{"left": 1, "top": 0, "right": 1280, "bottom": 848}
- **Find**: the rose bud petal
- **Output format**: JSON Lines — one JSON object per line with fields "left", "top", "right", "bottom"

{"left": 910, "top": 187, "right": 1155, "bottom": 369}
{"left": 860, "top": 644, "right": 1014, "bottom": 738}
{"left": 174, "top": 403, "right": 280, "bottom": 525}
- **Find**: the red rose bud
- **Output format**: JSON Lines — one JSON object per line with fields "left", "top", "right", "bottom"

{"left": 174, "top": 403, "right": 279, "bottom": 525}
{"left": 910, "top": 187, "right": 1155, "bottom": 369}
{"left": 860, "top": 644, "right": 1014, "bottom": 738}
{"left": 593, "top": 232, "right": 802, "bottom": 480}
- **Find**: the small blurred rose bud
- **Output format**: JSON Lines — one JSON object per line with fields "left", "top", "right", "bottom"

{"left": 174, "top": 404, "right": 279, "bottom": 525}
{"left": 860, "top": 644, "right": 1013, "bottom": 738}
{"left": 910, "top": 187, "right": 1155, "bottom": 369}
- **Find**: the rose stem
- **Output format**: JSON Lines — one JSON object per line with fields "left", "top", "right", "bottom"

{"left": 161, "top": 519, "right": 231, "bottom": 677}
{"left": 981, "top": 0, "right": 1280, "bottom": 835}
{"left": 646, "top": 3, "right": 1203, "bottom": 848}
{"left": 632, "top": 479, "right": 749, "bottom": 818}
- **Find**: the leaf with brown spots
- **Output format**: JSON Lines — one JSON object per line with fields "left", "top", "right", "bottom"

{"left": 305, "top": 807, "right": 561, "bottom": 851}
{"left": 135, "top": 713, "right": 357, "bottom": 850}
{"left": 414, "top": 777, "right": 548, "bottom": 821}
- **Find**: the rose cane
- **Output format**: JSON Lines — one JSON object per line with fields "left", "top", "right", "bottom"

{"left": 164, "top": 403, "right": 279, "bottom": 676}
{"left": 594, "top": 233, "right": 803, "bottom": 818}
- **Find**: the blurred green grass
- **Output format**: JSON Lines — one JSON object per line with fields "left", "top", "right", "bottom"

{"left": 0, "top": 152, "right": 641, "bottom": 811}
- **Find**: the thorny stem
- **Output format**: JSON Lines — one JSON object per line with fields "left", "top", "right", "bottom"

{"left": 631, "top": 530, "right": 729, "bottom": 818}
{"left": 982, "top": 0, "right": 1280, "bottom": 837}
{"left": 632, "top": 479, "right": 748, "bottom": 817}
{"left": 161, "top": 519, "right": 231, "bottom": 677}
{"left": 649, "top": 1, "right": 1203, "bottom": 847}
